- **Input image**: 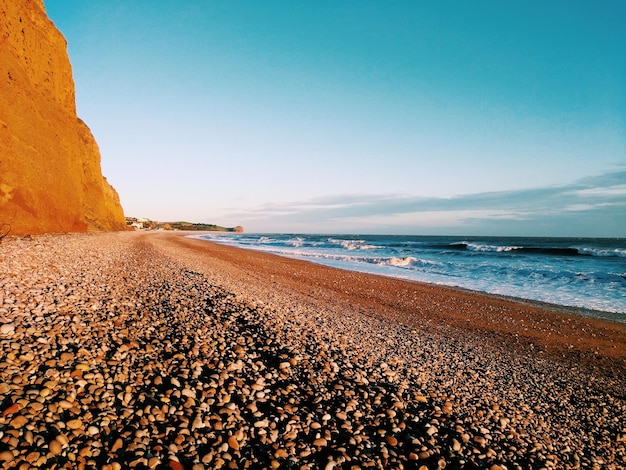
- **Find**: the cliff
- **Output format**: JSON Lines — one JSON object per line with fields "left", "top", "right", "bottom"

{"left": 0, "top": 0, "right": 126, "bottom": 235}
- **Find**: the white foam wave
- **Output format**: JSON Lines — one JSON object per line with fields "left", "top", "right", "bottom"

{"left": 386, "top": 256, "right": 416, "bottom": 267}
{"left": 461, "top": 242, "right": 522, "bottom": 252}
{"left": 369, "top": 256, "right": 443, "bottom": 269}
{"left": 578, "top": 247, "right": 626, "bottom": 258}
{"left": 329, "top": 238, "right": 379, "bottom": 251}
{"left": 286, "top": 237, "right": 304, "bottom": 248}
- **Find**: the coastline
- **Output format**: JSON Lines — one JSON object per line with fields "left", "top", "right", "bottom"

{"left": 1, "top": 231, "right": 624, "bottom": 468}
{"left": 156, "top": 232, "right": 626, "bottom": 366}
{"left": 189, "top": 232, "right": 626, "bottom": 325}
{"left": 188, "top": 232, "right": 626, "bottom": 322}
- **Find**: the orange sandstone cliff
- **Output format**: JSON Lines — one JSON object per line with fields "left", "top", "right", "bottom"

{"left": 0, "top": 0, "right": 126, "bottom": 235}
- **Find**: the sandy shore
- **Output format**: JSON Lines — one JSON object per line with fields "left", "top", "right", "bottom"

{"left": 1, "top": 231, "right": 624, "bottom": 469}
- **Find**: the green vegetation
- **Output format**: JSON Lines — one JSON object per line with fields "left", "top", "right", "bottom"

{"left": 167, "top": 222, "right": 240, "bottom": 232}
{"left": 126, "top": 218, "right": 243, "bottom": 232}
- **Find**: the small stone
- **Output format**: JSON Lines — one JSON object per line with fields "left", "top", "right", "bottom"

{"left": 452, "top": 438, "right": 461, "bottom": 452}
{"left": 385, "top": 435, "right": 398, "bottom": 447}
{"left": 10, "top": 415, "right": 28, "bottom": 428}
{"left": 169, "top": 460, "right": 183, "bottom": 470}
{"left": 58, "top": 400, "right": 74, "bottom": 409}
{"left": 228, "top": 436, "right": 239, "bottom": 450}
{"left": 66, "top": 419, "right": 83, "bottom": 430}
{"left": 25, "top": 451, "right": 41, "bottom": 463}
{"left": 274, "top": 449, "right": 288, "bottom": 458}
{"left": 0, "top": 323, "right": 15, "bottom": 335}
{"left": 313, "top": 438, "right": 328, "bottom": 447}
{"left": 49, "top": 440, "right": 63, "bottom": 455}
{"left": 182, "top": 388, "right": 196, "bottom": 399}
{"left": 0, "top": 450, "right": 14, "bottom": 462}
{"left": 111, "top": 438, "right": 123, "bottom": 453}
{"left": 60, "top": 352, "right": 73, "bottom": 362}
{"left": 79, "top": 446, "right": 93, "bottom": 458}
{"left": 473, "top": 436, "right": 487, "bottom": 447}
{"left": 2, "top": 403, "right": 21, "bottom": 416}
{"left": 30, "top": 402, "right": 44, "bottom": 412}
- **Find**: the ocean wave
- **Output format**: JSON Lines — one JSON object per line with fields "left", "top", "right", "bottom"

{"left": 246, "top": 247, "right": 441, "bottom": 271}
{"left": 450, "top": 242, "right": 523, "bottom": 253}
{"left": 578, "top": 247, "right": 626, "bottom": 258}
{"left": 286, "top": 237, "right": 305, "bottom": 248}
{"left": 447, "top": 242, "right": 623, "bottom": 257}
{"left": 367, "top": 256, "right": 443, "bottom": 269}
{"left": 194, "top": 234, "right": 626, "bottom": 316}
{"left": 329, "top": 238, "right": 379, "bottom": 251}
{"left": 386, "top": 256, "right": 416, "bottom": 267}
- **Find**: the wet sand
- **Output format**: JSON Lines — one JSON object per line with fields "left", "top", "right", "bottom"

{"left": 1, "top": 231, "right": 624, "bottom": 469}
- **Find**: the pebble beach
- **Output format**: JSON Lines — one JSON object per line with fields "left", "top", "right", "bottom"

{"left": 1, "top": 231, "right": 624, "bottom": 469}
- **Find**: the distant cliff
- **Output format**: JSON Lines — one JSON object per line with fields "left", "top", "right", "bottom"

{"left": 0, "top": 0, "right": 126, "bottom": 235}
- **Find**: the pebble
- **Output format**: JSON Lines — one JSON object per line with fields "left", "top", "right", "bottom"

{"left": 0, "top": 232, "right": 622, "bottom": 470}
{"left": 9, "top": 415, "right": 28, "bottom": 428}
{"left": 66, "top": 419, "right": 83, "bottom": 430}
{"left": 385, "top": 435, "right": 398, "bottom": 447}
{"left": 49, "top": 440, "right": 63, "bottom": 455}
{"left": 313, "top": 438, "right": 328, "bottom": 447}
{"left": 228, "top": 436, "right": 239, "bottom": 451}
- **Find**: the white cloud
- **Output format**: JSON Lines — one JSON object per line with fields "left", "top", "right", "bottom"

{"left": 222, "top": 170, "right": 626, "bottom": 236}
{"left": 570, "top": 184, "right": 626, "bottom": 198}
{"left": 564, "top": 203, "right": 614, "bottom": 212}
{"left": 337, "top": 209, "right": 531, "bottom": 228}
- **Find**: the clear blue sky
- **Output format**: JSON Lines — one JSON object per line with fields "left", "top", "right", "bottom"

{"left": 45, "top": 0, "right": 625, "bottom": 236}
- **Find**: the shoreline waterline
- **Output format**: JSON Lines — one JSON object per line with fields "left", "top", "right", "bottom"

{"left": 191, "top": 232, "right": 626, "bottom": 323}
{"left": 158, "top": 231, "right": 626, "bottom": 364}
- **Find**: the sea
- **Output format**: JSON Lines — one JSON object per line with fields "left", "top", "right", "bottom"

{"left": 194, "top": 233, "right": 626, "bottom": 323}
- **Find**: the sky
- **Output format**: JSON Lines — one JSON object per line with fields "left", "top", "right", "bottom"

{"left": 45, "top": 0, "right": 625, "bottom": 236}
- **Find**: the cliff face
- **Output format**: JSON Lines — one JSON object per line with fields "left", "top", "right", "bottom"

{"left": 0, "top": 0, "right": 125, "bottom": 235}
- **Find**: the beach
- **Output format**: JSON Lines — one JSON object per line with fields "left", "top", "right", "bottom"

{"left": 1, "top": 231, "right": 624, "bottom": 469}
